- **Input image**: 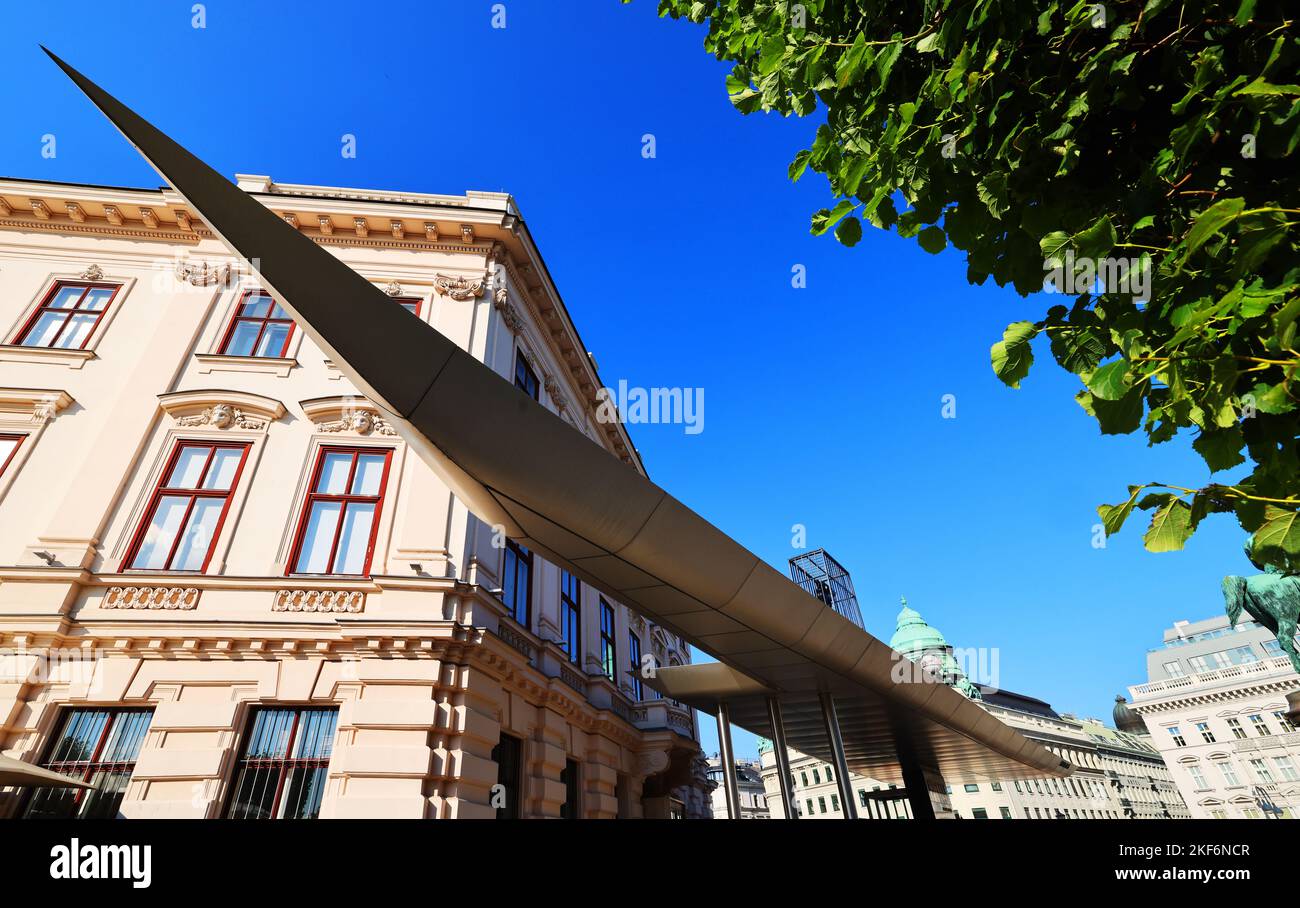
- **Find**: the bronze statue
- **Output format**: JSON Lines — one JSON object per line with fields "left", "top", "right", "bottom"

{"left": 1222, "top": 541, "right": 1300, "bottom": 675}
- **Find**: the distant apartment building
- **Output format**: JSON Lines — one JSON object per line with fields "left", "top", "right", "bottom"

{"left": 706, "top": 756, "right": 768, "bottom": 819}
{"left": 1127, "top": 613, "right": 1300, "bottom": 819}
{"left": 0, "top": 174, "right": 712, "bottom": 819}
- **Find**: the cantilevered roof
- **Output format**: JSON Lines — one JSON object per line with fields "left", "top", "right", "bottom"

{"left": 0, "top": 752, "right": 93, "bottom": 789}
{"left": 42, "top": 48, "right": 1069, "bottom": 786}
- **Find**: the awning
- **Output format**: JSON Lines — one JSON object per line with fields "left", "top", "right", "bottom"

{"left": 0, "top": 753, "right": 93, "bottom": 789}
{"left": 646, "top": 662, "right": 1067, "bottom": 786}
{"left": 43, "top": 48, "right": 1070, "bottom": 787}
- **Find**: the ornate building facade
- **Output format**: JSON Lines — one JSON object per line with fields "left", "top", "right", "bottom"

{"left": 0, "top": 174, "right": 711, "bottom": 819}
{"left": 1127, "top": 613, "right": 1300, "bottom": 819}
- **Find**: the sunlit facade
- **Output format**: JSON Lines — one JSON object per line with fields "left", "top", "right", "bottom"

{"left": 0, "top": 174, "right": 711, "bottom": 819}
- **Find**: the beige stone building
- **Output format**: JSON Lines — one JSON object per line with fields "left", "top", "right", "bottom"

{"left": 1128, "top": 614, "right": 1300, "bottom": 819}
{"left": 0, "top": 174, "right": 712, "bottom": 819}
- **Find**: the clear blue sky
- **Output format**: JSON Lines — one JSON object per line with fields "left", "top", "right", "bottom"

{"left": 1, "top": 1, "right": 1253, "bottom": 761}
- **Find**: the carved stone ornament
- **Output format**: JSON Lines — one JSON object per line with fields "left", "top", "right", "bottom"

{"left": 79, "top": 264, "right": 104, "bottom": 281}
{"left": 383, "top": 280, "right": 404, "bottom": 297}
{"left": 175, "top": 259, "right": 234, "bottom": 287}
{"left": 176, "top": 403, "right": 267, "bottom": 431}
{"left": 104, "top": 586, "right": 200, "bottom": 610}
{"left": 273, "top": 589, "right": 365, "bottom": 613}
{"left": 316, "top": 407, "right": 396, "bottom": 437}
{"left": 493, "top": 293, "right": 524, "bottom": 334}
{"left": 433, "top": 273, "right": 486, "bottom": 301}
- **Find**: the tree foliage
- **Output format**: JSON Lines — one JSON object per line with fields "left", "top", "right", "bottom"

{"left": 645, "top": 0, "right": 1300, "bottom": 567}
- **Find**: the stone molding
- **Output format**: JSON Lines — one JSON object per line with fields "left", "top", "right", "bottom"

{"left": 104, "top": 586, "right": 200, "bottom": 610}
{"left": 300, "top": 396, "right": 398, "bottom": 437}
{"left": 433, "top": 272, "right": 486, "bottom": 301}
{"left": 158, "top": 389, "right": 286, "bottom": 433}
{"left": 273, "top": 589, "right": 365, "bottom": 613}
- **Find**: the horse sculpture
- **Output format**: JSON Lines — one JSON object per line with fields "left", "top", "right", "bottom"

{"left": 1222, "top": 541, "right": 1300, "bottom": 675}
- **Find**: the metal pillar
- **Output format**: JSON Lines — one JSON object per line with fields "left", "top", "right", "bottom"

{"left": 765, "top": 696, "right": 797, "bottom": 819}
{"left": 818, "top": 691, "right": 857, "bottom": 819}
{"left": 715, "top": 702, "right": 741, "bottom": 819}
{"left": 898, "top": 747, "right": 937, "bottom": 821}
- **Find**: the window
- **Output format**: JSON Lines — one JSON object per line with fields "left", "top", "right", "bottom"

{"left": 559, "top": 571, "right": 581, "bottom": 663}
{"left": 1188, "top": 765, "right": 1209, "bottom": 790}
{"left": 830, "top": 794, "right": 839, "bottom": 812}
{"left": 125, "top": 441, "right": 250, "bottom": 572}
{"left": 218, "top": 290, "right": 295, "bottom": 357}
{"left": 23, "top": 708, "right": 153, "bottom": 819}
{"left": 1274, "top": 756, "right": 1300, "bottom": 782}
{"left": 1274, "top": 710, "right": 1296, "bottom": 732}
{"left": 817, "top": 796, "right": 826, "bottom": 814}
{"left": 560, "top": 758, "right": 580, "bottom": 819}
{"left": 1168, "top": 726, "right": 1186, "bottom": 747}
{"left": 224, "top": 707, "right": 337, "bottom": 819}
{"left": 1248, "top": 714, "right": 1272, "bottom": 737}
{"left": 628, "top": 630, "right": 643, "bottom": 700}
{"left": 514, "top": 350, "right": 539, "bottom": 400}
{"left": 599, "top": 598, "right": 616, "bottom": 681}
{"left": 1227, "top": 718, "right": 1247, "bottom": 739}
{"left": 971, "top": 807, "right": 988, "bottom": 819}
{"left": 999, "top": 806, "right": 1012, "bottom": 819}
{"left": 1162, "top": 661, "right": 1184, "bottom": 677}
{"left": 858, "top": 789, "right": 868, "bottom": 807}
{"left": 812, "top": 768, "right": 821, "bottom": 785}
{"left": 393, "top": 297, "right": 422, "bottom": 317}
{"left": 13, "top": 281, "right": 120, "bottom": 349}
{"left": 1249, "top": 759, "right": 1274, "bottom": 784}
{"left": 289, "top": 447, "right": 392, "bottom": 576}
{"left": 964, "top": 784, "right": 980, "bottom": 793}
{"left": 1188, "top": 646, "right": 1257, "bottom": 673}
{"left": 501, "top": 539, "right": 533, "bottom": 627}
{"left": 492, "top": 733, "right": 523, "bottom": 819}
{"left": 800, "top": 772, "right": 808, "bottom": 787}
{"left": 1210, "top": 808, "right": 1228, "bottom": 819}
{"left": 826, "top": 766, "right": 833, "bottom": 782}
{"left": 1196, "top": 721, "right": 1216, "bottom": 744}
{"left": 0, "top": 433, "right": 24, "bottom": 478}
{"left": 991, "top": 782, "right": 1002, "bottom": 792}
{"left": 806, "top": 798, "right": 814, "bottom": 815}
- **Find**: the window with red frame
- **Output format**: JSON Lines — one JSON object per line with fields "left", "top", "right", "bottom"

{"left": 125, "top": 441, "right": 250, "bottom": 572}
{"left": 223, "top": 707, "right": 338, "bottom": 820}
{"left": 218, "top": 290, "right": 296, "bottom": 357}
{"left": 13, "top": 281, "right": 120, "bottom": 349}
{"left": 289, "top": 447, "right": 392, "bottom": 576}
{"left": 23, "top": 707, "right": 154, "bottom": 819}
{"left": 393, "top": 296, "right": 421, "bottom": 317}
{"left": 0, "top": 434, "right": 24, "bottom": 478}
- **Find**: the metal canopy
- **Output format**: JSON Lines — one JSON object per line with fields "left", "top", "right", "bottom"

{"left": 0, "top": 752, "right": 93, "bottom": 789}
{"left": 43, "top": 48, "right": 1069, "bottom": 788}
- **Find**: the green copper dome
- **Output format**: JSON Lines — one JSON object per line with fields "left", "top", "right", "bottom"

{"left": 889, "top": 598, "right": 949, "bottom": 657}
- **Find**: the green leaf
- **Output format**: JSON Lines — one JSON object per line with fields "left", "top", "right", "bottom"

{"left": 811, "top": 199, "right": 856, "bottom": 236}
{"left": 1234, "top": 78, "right": 1300, "bottom": 97}
{"left": 1073, "top": 216, "right": 1117, "bottom": 260}
{"left": 991, "top": 322, "right": 1037, "bottom": 388}
{"left": 917, "top": 226, "right": 947, "bottom": 254}
{"left": 1249, "top": 381, "right": 1297, "bottom": 415}
{"left": 1143, "top": 499, "right": 1194, "bottom": 552}
{"left": 1098, "top": 485, "right": 1145, "bottom": 536}
{"left": 1086, "top": 359, "right": 1131, "bottom": 401}
{"left": 1251, "top": 507, "right": 1300, "bottom": 572}
{"left": 835, "top": 34, "right": 872, "bottom": 89}
{"left": 915, "top": 33, "right": 940, "bottom": 53}
{"left": 1179, "top": 198, "right": 1245, "bottom": 267}
{"left": 835, "top": 216, "right": 863, "bottom": 247}
{"left": 1192, "top": 427, "right": 1246, "bottom": 472}
{"left": 1090, "top": 386, "right": 1146, "bottom": 435}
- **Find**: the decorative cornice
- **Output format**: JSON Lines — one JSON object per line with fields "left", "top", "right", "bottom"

{"left": 158, "top": 389, "right": 286, "bottom": 432}
{"left": 0, "top": 387, "right": 75, "bottom": 425}
{"left": 433, "top": 272, "right": 486, "bottom": 301}
{"left": 273, "top": 589, "right": 365, "bottom": 613}
{"left": 104, "top": 586, "right": 200, "bottom": 610}
{"left": 300, "top": 396, "right": 398, "bottom": 437}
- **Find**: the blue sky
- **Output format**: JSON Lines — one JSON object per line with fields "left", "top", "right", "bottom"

{"left": 1, "top": 1, "right": 1253, "bottom": 761}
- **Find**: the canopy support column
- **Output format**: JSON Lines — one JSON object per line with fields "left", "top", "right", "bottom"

{"left": 715, "top": 701, "right": 741, "bottom": 819}
{"left": 818, "top": 691, "right": 857, "bottom": 819}
{"left": 898, "top": 743, "right": 950, "bottom": 820}
{"left": 765, "top": 696, "right": 797, "bottom": 819}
